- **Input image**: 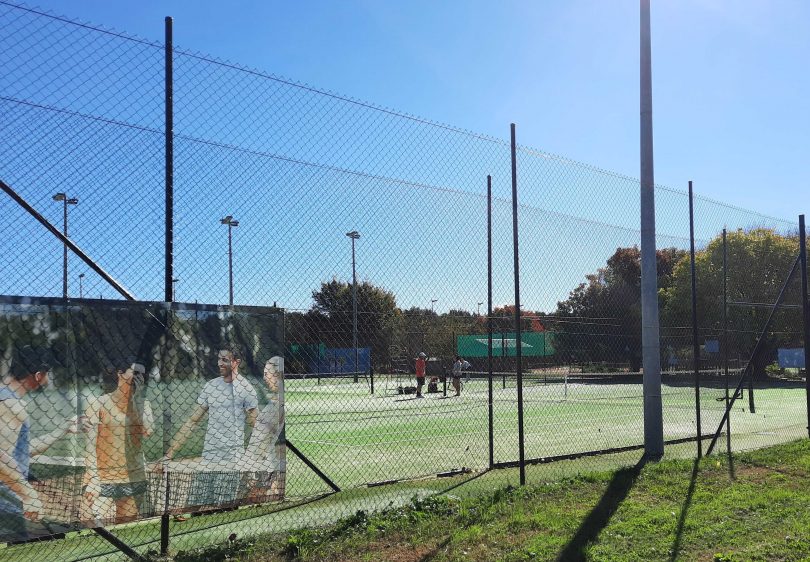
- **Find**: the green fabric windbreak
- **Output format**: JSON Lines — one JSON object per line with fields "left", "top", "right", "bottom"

{"left": 457, "top": 332, "right": 555, "bottom": 357}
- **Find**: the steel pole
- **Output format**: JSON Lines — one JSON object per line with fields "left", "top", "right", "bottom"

{"left": 351, "top": 239, "right": 358, "bottom": 379}
{"left": 62, "top": 198, "right": 68, "bottom": 299}
{"left": 161, "top": 15, "right": 174, "bottom": 558}
{"left": 164, "top": 16, "right": 174, "bottom": 304}
{"left": 800, "top": 215, "right": 810, "bottom": 438}
{"left": 510, "top": 123, "right": 526, "bottom": 486}
{"left": 688, "top": 181, "right": 702, "bottom": 457}
{"left": 228, "top": 223, "right": 234, "bottom": 306}
{"left": 640, "top": 0, "right": 663, "bottom": 459}
{"left": 723, "top": 228, "right": 731, "bottom": 454}
{"left": 487, "top": 174, "right": 494, "bottom": 468}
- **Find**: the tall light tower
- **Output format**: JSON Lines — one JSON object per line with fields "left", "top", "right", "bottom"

{"left": 78, "top": 273, "right": 85, "bottom": 299}
{"left": 52, "top": 192, "right": 78, "bottom": 298}
{"left": 220, "top": 215, "right": 239, "bottom": 306}
{"left": 430, "top": 299, "right": 437, "bottom": 313}
{"left": 477, "top": 301, "right": 484, "bottom": 316}
{"left": 346, "top": 231, "right": 361, "bottom": 382}
{"left": 640, "top": 0, "right": 663, "bottom": 458}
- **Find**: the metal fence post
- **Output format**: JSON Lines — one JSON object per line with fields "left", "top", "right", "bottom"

{"left": 688, "top": 181, "right": 702, "bottom": 458}
{"left": 799, "top": 215, "right": 810, "bottom": 438}
{"left": 510, "top": 123, "right": 525, "bottom": 486}
{"left": 487, "top": 174, "right": 494, "bottom": 469}
{"left": 161, "top": 14, "right": 174, "bottom": 557}
{"left": 723, "top": 228, "right": 732, "bottom": 454}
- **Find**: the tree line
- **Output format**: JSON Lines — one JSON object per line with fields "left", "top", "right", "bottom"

{"left": 288, "top": 228, "right": 804, "bottom": 378}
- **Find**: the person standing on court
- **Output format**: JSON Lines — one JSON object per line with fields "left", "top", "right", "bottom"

{"left": 451, "top": 356, "right": 464, "bottom": 397}
{"left": 414, "top": 352, "right": 426, "bottom": 398}
{"left": 164, "top": 344, "right": 258, "bottom": 507}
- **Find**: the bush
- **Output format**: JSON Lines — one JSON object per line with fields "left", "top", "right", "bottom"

{"left": 765, "top": 362, "right": 783, "bottom": 377}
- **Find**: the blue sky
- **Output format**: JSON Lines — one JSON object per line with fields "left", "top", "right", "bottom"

{"left": 1, "top": 0, "right": 807, "bottom": 313}
{"left": 23, "top": 0, "right": 807, "bottom": 220}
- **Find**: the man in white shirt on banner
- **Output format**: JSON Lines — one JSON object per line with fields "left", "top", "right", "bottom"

{"left": 165, "top": 344, "right": 258, "bottom": 509}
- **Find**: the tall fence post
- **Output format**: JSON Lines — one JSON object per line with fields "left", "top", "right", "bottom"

{"left": 487, "top": 174, "right": 494, "bottom": 469}
{"left": 510, "top": 123, "right": 526, "bottom": 486}
{"left": 723, "top": 228, "right": 732, "bottom": 455}
{"left": 502, "top": 332, "right": 506, "bottom": 389}
{"left": 640, "top": 0, "right": 664, "bottom": 460}
{"left": 800, "top": 214, "right": 810, "bottom": 438}
{"left": 688, "top": 181, "right": 702, "bottom": 458}
{"left": 161, "top": 14, "right": 174, "bottom": 558}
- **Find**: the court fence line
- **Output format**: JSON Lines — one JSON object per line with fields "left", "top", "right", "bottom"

{"left": 0, "top": 3, "right": 808, "bottom": 560}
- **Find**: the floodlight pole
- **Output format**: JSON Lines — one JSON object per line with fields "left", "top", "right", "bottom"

{"left": 221, "top": 215, "right": 239, "bottom": 306}
{"left": 640, "top": 0, "right": 664, "bottom": 460}
{"left": 347, "top": 231, "right": 360, "bottom": 382}
{"left": 431, "top": 298, "right": 437, "bottom": 313}
{"left": 78, "top": 273, "right": 85, "bottom": 299}
{"left": 52, "top": 192, "right": 78, "bottom": 298}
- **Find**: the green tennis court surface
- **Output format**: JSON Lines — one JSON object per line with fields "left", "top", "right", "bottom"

{"left": 7, "top": 373, "right": 806, "bottom": 561}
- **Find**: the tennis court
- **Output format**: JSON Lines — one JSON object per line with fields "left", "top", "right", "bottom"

{"left": 27, "top": 371, "right": 808, "bottom": 487}
{"left": 16, "top": 368, "right": 806, "bottom": 560}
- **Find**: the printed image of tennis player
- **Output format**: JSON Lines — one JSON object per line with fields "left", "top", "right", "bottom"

{"left": 414, "top": 352, "right": 426, "bottom": 398}
{"left": 164, "top": 344, "right": 257, "bottom": 508}
{"left": 245, "top": 356, "right": 286, "bottom": 502}
{"left": 0, "top": 346, "right": 87, "bottom": 541}
{"left": 82, "top": 359, "right": 153, "bottom": 525}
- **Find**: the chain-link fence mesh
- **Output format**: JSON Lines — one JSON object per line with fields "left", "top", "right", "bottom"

{"left": 0, "top": 2, "right": 808, "bottom": 560}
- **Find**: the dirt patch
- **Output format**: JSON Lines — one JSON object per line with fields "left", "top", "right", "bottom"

{"left": 348, "top": 537, "right": 451, "bottom": 562}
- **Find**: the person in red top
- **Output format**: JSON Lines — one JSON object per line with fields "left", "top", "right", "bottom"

{"left": 414, "top": 352, "right": 426, "bottom": 398}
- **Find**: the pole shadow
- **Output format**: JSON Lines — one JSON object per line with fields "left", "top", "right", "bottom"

{"left": 668, "top": 459, "right": 700, "bottom": 562}
{"left": 418, "top": 535, "right": 452, "bottom": 561}
{"left": 555, "top": 457, "right": 647, "bottom": 562}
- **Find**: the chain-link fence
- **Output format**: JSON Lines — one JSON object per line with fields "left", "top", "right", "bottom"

{"left": 1, "top": 2, "right": 808, "bottom": 560}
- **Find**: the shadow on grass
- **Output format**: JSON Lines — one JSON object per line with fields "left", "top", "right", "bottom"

{"left": 725, "top": 437, "right": 736, "bottom": 481}
{"left": 668, "top": 459, "right": 700, "bottom": 562}
{"left": 418, "top": 535, "right": 452, "bottom": 562}
{"left": 555, "top": 457, "right": 647, "bottom": 562}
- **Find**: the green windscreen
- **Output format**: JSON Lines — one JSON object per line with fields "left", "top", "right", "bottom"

{"left": 457, "top": 332, "right": 555, "bottom": 357}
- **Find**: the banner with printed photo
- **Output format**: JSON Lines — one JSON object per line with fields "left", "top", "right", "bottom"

{"left": 0, "top": 296, "right": 284, "bottom": 544}
{"left": 154, "top": 303, "right": 286, "bottom": 514}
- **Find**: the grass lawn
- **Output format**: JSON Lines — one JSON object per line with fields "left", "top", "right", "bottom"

{"left": 190, "top": 438, "right": 810, "bottom": 562}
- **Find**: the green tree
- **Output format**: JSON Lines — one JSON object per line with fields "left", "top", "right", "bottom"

{"left": 661, "top": 228, "right": 801, "bottom": 380}
{"left": 554, "top": 246, "right": 687, "bottom": 371}
{"left": 310, "top": 278, "right": 398, "bottom": 370}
